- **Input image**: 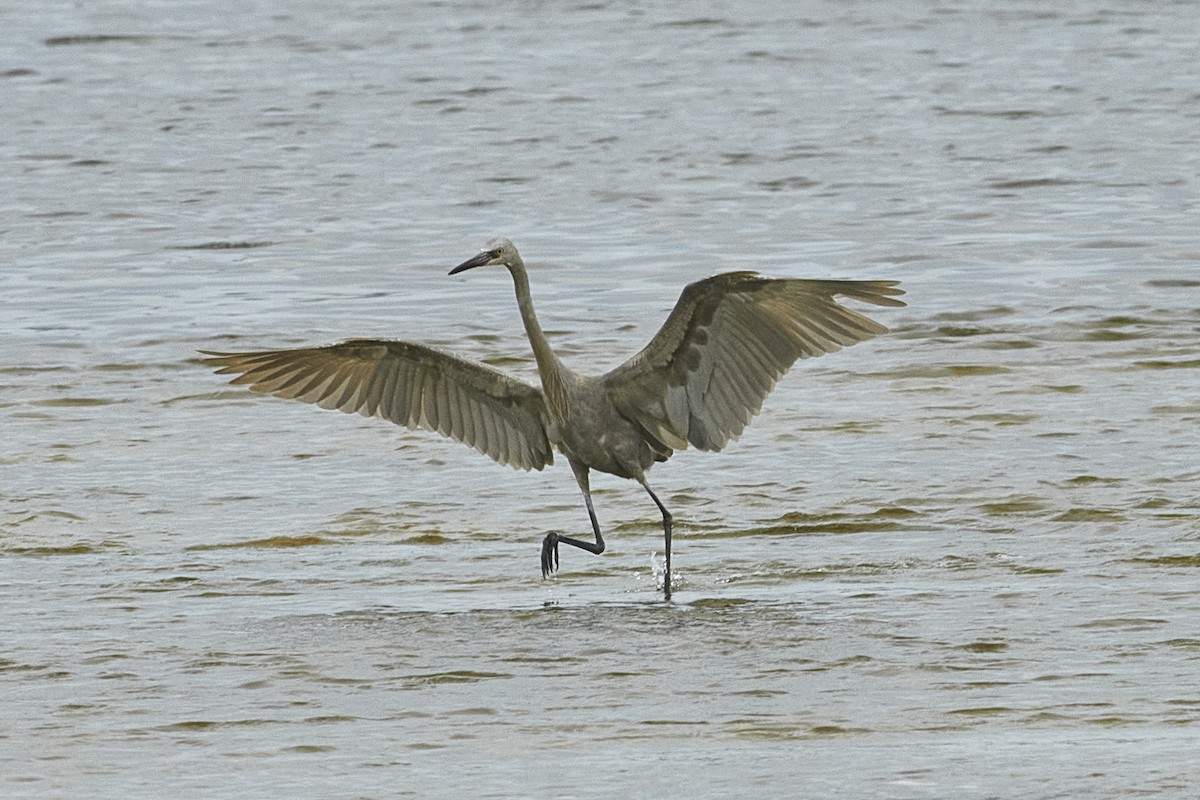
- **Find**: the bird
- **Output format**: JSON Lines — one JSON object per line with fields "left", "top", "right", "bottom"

{"left": 200, "top": 237, "right": 904, "bottom": 599}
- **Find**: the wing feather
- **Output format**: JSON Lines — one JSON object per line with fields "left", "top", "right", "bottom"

{"left": 468, "top": 397, "right": 490, "bottom": 458}
{"left": 433, "top": 376, "right": 450, "bottom": 436}
{"left": 362, "top": 360, "right": 388, "bottom": 417}
{"left": 402, "top": 361, "right": 424, "bottom": 427}
{"left": 201, "top": 339, "right": 553, "bottom": 471}
{"left": 456, "top": 381, "right": 477, "bottom": 447}
{"left": 604, "top": 273, "right": 903, "bottom": 453}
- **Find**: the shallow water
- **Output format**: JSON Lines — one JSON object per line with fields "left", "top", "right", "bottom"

{"left": 3, "top": 1, "right": 1200, "bottom": 797}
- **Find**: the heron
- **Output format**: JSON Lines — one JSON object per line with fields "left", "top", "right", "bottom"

{"left": 201, "top": 237, "right": 904, "bottom": 598}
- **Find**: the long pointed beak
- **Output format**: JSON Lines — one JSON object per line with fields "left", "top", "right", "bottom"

{"left": 449, "top": 251, "right": 493, "bottom": 275}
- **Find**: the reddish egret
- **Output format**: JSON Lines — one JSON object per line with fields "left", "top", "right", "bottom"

{"left": 201, "top": 237, "right": 905, "bottom": 598}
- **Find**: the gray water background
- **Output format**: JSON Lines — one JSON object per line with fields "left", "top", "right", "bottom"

{"left": 3, "top": 1, "right": 1199, "bottom": 797}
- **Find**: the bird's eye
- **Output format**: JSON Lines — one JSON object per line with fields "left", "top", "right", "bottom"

{"left": 490, "top": 250, "right": 502, "bottom": 259}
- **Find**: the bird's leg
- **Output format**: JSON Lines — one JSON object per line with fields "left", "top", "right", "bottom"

{"left": 640, "top": 480, "right": 673, "bottom": 600}
{"left": 541, "top": 462, "right": 606, "bottom": 578}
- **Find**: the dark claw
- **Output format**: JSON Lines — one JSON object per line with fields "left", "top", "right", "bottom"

{"left": 540, "top": 532, "right": 560, "bottom": 578}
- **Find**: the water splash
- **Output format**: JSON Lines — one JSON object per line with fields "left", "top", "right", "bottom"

{"left": 649, "top": 551, "right": 681, "bottom": 596}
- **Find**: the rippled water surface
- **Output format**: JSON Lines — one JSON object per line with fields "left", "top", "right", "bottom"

{"left": 4, "top": 1, "right": 1199, "bottom": 797}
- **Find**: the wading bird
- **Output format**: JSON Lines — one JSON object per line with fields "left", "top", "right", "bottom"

{"left": 201, "top": 237, "right": 904, "bottom": 598}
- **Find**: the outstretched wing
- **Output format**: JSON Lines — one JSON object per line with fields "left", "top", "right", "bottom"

{"left": 201, "top": 339, "right": 554, "bottom": 471}
{"left": 603, "top": 273, "right": 904, "bottom": 454}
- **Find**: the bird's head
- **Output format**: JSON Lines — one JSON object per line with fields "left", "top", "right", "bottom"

{"left": 450, "top": 237, "right": 520, "bottom": 275}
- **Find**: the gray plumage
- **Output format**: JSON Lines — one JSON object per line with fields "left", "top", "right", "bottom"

{"left": 201, "top": 237, "right": 905, "bottom": 598}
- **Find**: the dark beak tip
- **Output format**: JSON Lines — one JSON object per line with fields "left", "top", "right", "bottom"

{"left": 449, "top": 252, "right": 491, "bottom": 276}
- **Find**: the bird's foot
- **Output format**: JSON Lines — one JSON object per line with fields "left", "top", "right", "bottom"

{"left": 540, "top": 532, "right": 561, "bottom": 578}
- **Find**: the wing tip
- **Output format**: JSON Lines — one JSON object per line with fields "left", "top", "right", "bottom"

{"left": 871, "top": 281, "right": 907, "bottom": 307}
{"left": 840, "top": 281, "right": 907, "bottom": 308}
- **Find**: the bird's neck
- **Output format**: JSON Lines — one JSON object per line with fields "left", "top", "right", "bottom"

{"left": 507, "top": 259, "right": 569, "bottom": 419}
